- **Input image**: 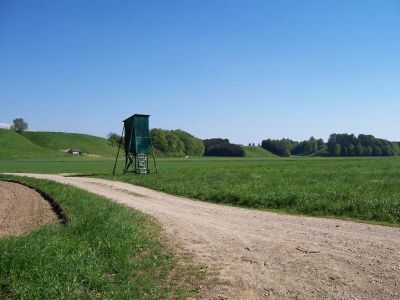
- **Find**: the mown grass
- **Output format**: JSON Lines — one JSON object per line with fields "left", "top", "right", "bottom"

{"left": 243, "top": 146, "right": 278, "bottom": 158}
{"left": 22, "top": 131, "right": 117, "bottom": 157}
{"left": 0, "top": 157, "right": 116, "bottom": 173}
{"left": 0, "top": 175, "right": 201, "bottom": 299}
{"left": 1, "top": 156, "right": 400, "bottom": 225}
{"left": 0, "top": 129, "right": 63, "bottom": 159}
{"left": 105, "top": 157, "right": 400, "bottom": 225}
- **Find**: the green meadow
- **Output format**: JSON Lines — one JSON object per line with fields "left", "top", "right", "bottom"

{"left": 1, "top": 142, "right": 399, "bottom": 299}
{"left": 21, "top": 131, "right": 117, "bottom": 157}
{"left": 0, "top": 129, "right": 117, "bottom": 159}
{"left": 1, "top": 155, "right": 400, "bottom": 226}
{"left": 108, "top": 156, "right": 400, "bottom": 225}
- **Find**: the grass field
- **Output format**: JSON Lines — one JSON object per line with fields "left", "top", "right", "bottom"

{"left": 22, "top": 131, "right": 117, "bottom": 157}
{"left": 107, "top": 157, "right": 400, "bottom": 225}
{"left": 0, "top": 129, "right": 117, "bottom": 159}
{"left": 0, "top": 129, "right": 63, "bottom": 159}
{"left": 1, "top": 156, "right": 399, "bottom": 226}
{"left": 0, "top": 175, "right": 201, "bottom": 299}
{"left": 243, "top": 146, "right": 278, "bottom": 157}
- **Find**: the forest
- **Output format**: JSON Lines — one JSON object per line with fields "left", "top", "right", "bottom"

{"left": 109, "top": 130, "right": 399, "bottom": 158}
{"left": 150, "top": 129, "right": 204, "bottom": 156}
{"left": 262, "top": 134, "right": 400, "bottom": 157}
{"left": 203, "top": 138, "right": 245, "bottom": 157}
{"left": 108, "top": 130, "right": 246, "bottom": 157}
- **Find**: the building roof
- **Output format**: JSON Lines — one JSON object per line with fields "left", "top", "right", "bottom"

{"left": 123, "top": 114, "right": 150, "bottom": 123}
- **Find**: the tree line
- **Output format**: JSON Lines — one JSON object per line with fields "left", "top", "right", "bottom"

{"left": 150, "top": 132, "right": 245, "bottom": 157}
{"left": 150, "top": 129, "right": 204, "bottom": 156}
{"left": 261, "top": 134, "right": 400, "bottom": 157}
{"left": 108, "top": 129, "right": 205, "bottom": 156}
{"left": 107, "top": 131, "right": 247, "bottom": 157}
{"left": 261, "top": 138, "right": 294, "bottom": 157}
{"left": 203, "top": 138, "right": 245, "bottom": 157}
{"left": 327, "top": 134, "right": 399, "bottom": 156}
{"left": 261, "top": 137, "right": 323, "bottom": 157}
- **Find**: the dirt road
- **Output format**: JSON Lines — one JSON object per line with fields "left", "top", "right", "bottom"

{"left": 0, "top": 181, "right": 59, "bottom": 238}
{"left": 7, "top": 174, "right": 400, "bottom": 299}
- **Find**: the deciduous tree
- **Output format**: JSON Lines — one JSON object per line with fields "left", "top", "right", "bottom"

{"left": 11, "top": 118, "right": 28, "bottom": 133}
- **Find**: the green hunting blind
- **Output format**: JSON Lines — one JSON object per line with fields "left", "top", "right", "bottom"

{"left": 112, "top": 114, "right": 157, "bottom": 175}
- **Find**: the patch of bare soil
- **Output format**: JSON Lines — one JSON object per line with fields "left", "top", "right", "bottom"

{"left": 0, "top": 181, "right": 59, "bottom": 238}
{"left": 6, "top": 174, "right": 400, "bottom": 299}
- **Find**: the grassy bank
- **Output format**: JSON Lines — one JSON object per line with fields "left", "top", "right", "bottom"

{"left": 22, "top": 131, "right": 117, "bottom": 157}
{"left": 0, "top": 129, "right": 117, "bottom": 159}
{"left": 0, "top": 129, "right": 63, "bottom": 159}
{"left": 0, "top": 175, "right": 201, "bottom": 299}
{"left": 243, "top": 146, "right": 278, "bottom": 158}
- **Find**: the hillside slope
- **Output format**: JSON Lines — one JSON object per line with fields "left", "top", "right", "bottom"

{"left": 22, "top": 131, "right": 117, "bottom": 157}
{"left": 0, "top": 129, "right": 61, "bottom": 159}
{"left": 243, "top": 146, "right": 278, "bottom": 158}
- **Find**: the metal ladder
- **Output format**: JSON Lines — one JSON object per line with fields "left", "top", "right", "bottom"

{"left": 136, "top": 154, "right": 148, "bottom": 174}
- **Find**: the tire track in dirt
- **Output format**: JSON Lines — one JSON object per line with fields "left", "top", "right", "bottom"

{"left": 6, "top": 173, "right": 400, "bottom": 299}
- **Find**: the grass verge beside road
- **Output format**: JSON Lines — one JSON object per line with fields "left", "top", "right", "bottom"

{"left": 1, "top": 156, "right": 400, "bottom": 226}
{"left": 103, "top": 157, "right": 400, "bottom": 226}
{"left": 0, "top": 175, "right": 201, "bottom": 299}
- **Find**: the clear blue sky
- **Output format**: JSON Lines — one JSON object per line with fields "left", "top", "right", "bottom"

{"left": 1, "top": 0, "right": 399, "bottom": 144}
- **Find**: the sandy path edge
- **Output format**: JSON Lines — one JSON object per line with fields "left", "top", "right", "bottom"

{"left": 4, "top": 173, "right": 400, "bottom": 300}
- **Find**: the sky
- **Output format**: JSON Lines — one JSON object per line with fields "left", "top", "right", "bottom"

{"left": 0, "top": 0, "right": 399, "bottom": 144}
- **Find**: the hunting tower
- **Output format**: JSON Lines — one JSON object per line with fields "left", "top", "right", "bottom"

{"left": 112, "top": 114, "right": 157, "bottom": 175}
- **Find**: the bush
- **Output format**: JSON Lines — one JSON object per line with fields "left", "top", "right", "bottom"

{"left": 261, "top": 139, "right": 293, "bottom": 157}
{"left": 203, "top": 138, "right": 245, "bottom": 157}
{"left": 205, "top": 143, "right": 245, "bottom": 157}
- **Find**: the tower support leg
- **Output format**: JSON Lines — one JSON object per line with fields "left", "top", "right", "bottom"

{"left": 112, "top": 127, "right": 125, "bottom": 175}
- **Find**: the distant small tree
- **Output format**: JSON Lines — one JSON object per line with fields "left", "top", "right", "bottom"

{"left": 372, "top": 145, "right": 383, "bottom": 156}
{"left": 165, "top": 132, "right": 185, "bottom": 155}
{"left": 316, "top": 138, "right": 324, "bottom": 149}
{"left": 364, "top": 145, "right": 373, "bottom": 156}
{"left": 333, "top": 144, "right": 341, "bottom": 156}
{"left": 381, "top": 142, "right": 394, "bottom": 156}
{"left": 355, "top": 142, "right": 364, "bottom": 156}
{"left": 107, "top": 132, "right": 123, "bottom": 147}
{"left": 150, "top": 129, "right": 168, "bottom": 153}
{"left": 392, "top": 143, "right": 400, "bottom": 156}
{"left": 308, "top": 136, "right": 317, "bottom": 153}
{"left": 192, "top": 138, "right": 205, "bottom": 156}
{"left": 172, "top": 129, "right": 204, "bottom": 155}
{"left": 11, "top": 118, "right": 28, "bottom": 133}
{"left": 347, "top": 144, "right": 356, "bottom": 156}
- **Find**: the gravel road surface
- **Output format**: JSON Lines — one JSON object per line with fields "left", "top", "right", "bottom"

{"left": 7, "top": 174, "right": 400, "bottom": 299}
